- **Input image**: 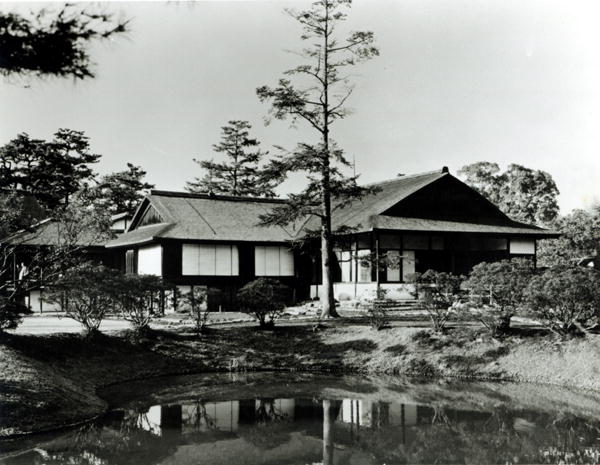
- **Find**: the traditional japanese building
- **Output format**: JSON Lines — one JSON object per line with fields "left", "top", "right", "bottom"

{"left": 106, "top": 167, "right": 558, "bottom": 309}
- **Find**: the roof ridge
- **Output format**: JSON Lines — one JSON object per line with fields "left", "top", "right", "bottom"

{"left": 149, "top": 190, "right": 287, "bottom": 204}
{"left": 365, "top": 168, "right": 449, "bottom": 188}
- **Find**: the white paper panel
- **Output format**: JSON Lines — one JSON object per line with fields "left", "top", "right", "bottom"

{"left": 280, "top": 247, "right": 295, "bottom": 276}
{"left": 231, "top": 246, "right": 239, "bottom": 276}
{"left": 182, "top": 244, "right": 199, "bottom": 275}
{"left": 386, "top": 250, "right": 401, "bottom": 282}
{"left": 215, "top": 245, "right": 231, "bottom": 275}
{"left": 510, "top": 238, "right": 535, "bottom": 255}
{"left": 340, "top": 250, "right": 352, "bottom": 282}
{"left": 138, "top": 244, "right": 162, "bottom": 276}
{"left": 254, "top": 246, "right": 266, "bottom": 276}
{"left": 402, "top": 250, "right": 416, "bottom": 281}
{"left": 198, "top": 244, "right": 216, "bottom": 275}
{"left": 356, "top": 249, "right": 372, "bottom": 282}
{"left": 265, "top": 246, "right": 280, "bottom": 276}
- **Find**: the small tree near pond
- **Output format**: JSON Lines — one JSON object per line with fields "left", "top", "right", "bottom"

{"left": 112, "top": 274, "right": 165, "bottom": 334}
{"left": 463, "top": 258, "right": 534, "bottom": 335}
{"left": 411, "top": 270, "right": 464, "bottom": 333}
{"left": 180, "top": 286, "right": 209, "bottom": 337}
{"left": 237, "top": 278, "right": 288, "bottom": 329}
{"left": 46, "top": 263, "right": 116, "bottom": 336}
{"left": 523, "top": 267, "right": 600, "bottom": 337}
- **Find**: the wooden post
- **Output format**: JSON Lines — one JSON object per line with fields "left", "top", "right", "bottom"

{"left": 375, "top": 231, "right": 381, "bottom": 295}
{"left": 354, "top": 236, "right": 358, "bottom": 299}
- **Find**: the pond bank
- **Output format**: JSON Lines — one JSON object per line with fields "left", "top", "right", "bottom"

{"left": 2, "top": 322, "right": 600, "bottom": 437}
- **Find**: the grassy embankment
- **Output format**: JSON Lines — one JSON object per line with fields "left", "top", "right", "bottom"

{"left": 2, "top": 320, "right": 600, "bottom": 437}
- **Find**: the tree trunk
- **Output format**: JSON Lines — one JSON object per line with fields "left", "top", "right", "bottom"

{"left": 319, "top": 2, "right": 338, "bottom": 319}
{"left": 320, "top": 211, "right": 338, "bottom": 318}
{"left": 322, "top": 399, "right": 334, "bottom": 465}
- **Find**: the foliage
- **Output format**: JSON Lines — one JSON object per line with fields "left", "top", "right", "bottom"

{"left": 237, "top": 278, "right": 288, "bottom": 328}
{"left": 537, "top": 205, "right": 600, "bottom": 267}
{"left": 0, "top": 294, "right": 31, "bottom": 332}
{"left": 89, "top": 163, "right": 154, "bottom": 216}
{"left": 256, "top": 0, "right": 379, "bottom": 318}
{"left": 0, "top": 130, "right": 101, "bottom": 210}
{"left": 112, "top": 273, "right": 166, "bottom": 333}
{"left": 0, "top": 191, "right": 46, "bottom": 238}
{"left": 0, "top": 5, "right": 128, "bottom": 80}
{"left": 412, "top": 270, "right": 464, "bottom": 332}
{"left": 46, "top": 263, "right": 116, "bottom": 335}
{"left": 463, "top": 258, "right": 534, "bottom": 335}
{"left": 186, "top": 120, "right": 277, "bottom": 197}
{"left": 523, "top": 267, "right": 600, "bottom": 336}
{"left": 458, "top": 162, "right": 559, "bottom": 225}
{"left": 180, "top": 286, "right": 209, "bottom": 336}
{"left": 364, "top": 287, "right": 389, "bottom": 330}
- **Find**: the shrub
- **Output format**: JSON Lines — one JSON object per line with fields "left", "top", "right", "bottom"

{"left": 181, "top": 286, "right": 208, "bottom": 337}
{"left": 237, "top": 278, "right": 288, "bottom": 328}
{"left": 412, "top": 270, "right": 463, "bottom": 332}
{"left": 463, "top": 258, "right": 534, "bottom": 335}
{"left": 0, "top": 294, "right": 31, "bottom": 333}
{"left": 46, "top": 263, "right": 116, "bottom": 335}
{"left": 113, "top": 273, "right": 166, "bottom": 333}
{"left": 365, "top": 287, "right": 390, "bottom": 330}
{"left": 523, "top": 267, "right": 600, "bottom": 336}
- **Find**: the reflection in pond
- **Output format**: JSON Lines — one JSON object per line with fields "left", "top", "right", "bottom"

{"left": 3, "top": 374, "right": 600, "bottom": 464}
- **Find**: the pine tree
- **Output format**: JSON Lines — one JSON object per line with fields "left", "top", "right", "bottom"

{"left": 0, "top": 129, "right": 101, "bottom": 210}
{"left": 186, "top": 120, "right": 277, "bottom": 197}
{"left": 256, "top": 0, "right": 379, "bottom": 318}
{"left": 91, "top": 163, "right": 154, "bottom": 216}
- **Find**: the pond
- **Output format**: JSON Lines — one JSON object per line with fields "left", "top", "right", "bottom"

{"left": 2, "top": 372, "right": 600, "bottom": 464}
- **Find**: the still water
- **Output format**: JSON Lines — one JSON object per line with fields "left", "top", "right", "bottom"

{"left": 3, "top": 372, "right": 600, "bottom": 464}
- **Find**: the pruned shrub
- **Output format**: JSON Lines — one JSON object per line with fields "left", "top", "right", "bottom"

{"left": 181, "top": 286, "right": 208, "bottom": 337}
{"left": 464, "top": 258, "right": 534, "bottom": 335}
{"left": 411, "top": 270, "right": 464, "bottom": 332}
{"left": 523, "top": 266, "right": 600, "bottom": 337}
{"left": 113, "top": 273, "right": 166, "bottom": 334}
{"left": 46, "top": 263, "right": 116, "bottom": 336}
{"left": 237, "top": 278, "right": 288, "bottom": 328}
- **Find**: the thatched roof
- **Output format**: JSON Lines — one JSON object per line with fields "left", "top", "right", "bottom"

{"left": 106, "top": 168, "right": 558, "bottom": 248}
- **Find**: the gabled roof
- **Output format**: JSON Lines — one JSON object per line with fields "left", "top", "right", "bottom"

{"left": 1, "top": 218, "right": 110, "bottom": 247}
{"left": 301, "top": 168, "right": 449, "bottom": 233}
{"left": 106, "top": 191, "right": 300, "bottom": 248}
{"left": 106, "top": 168, "right": 558, "bottom": 248}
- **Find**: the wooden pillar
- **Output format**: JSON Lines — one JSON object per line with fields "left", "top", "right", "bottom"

{"left": 354, "top": 235, "right": 358, "bottom": 298}
{"left": 375, "top": 231, "right": 381, "bottom": 293}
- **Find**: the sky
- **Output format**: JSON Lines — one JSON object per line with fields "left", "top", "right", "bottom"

{"left": 1, "top": 0, "right": 599, "bottom": 214}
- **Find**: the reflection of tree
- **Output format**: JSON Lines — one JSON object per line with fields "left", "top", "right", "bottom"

{"left": 188, "top": 401, "right": 217, "bottom": 431}
{"left": 239, "top": 398, "right": 292, "bottom": 450}
{"left": 348, "top": 405, "right": 600, "bottom": 465}
{"left": 322, "top": 399, "right": 334, "bottom": 465}
{"left": 33, "top": 410, "right": 178, "bottom": 465}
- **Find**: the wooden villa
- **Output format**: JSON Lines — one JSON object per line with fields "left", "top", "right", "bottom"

{"left": 106, "top": 167, "right": 558, "bottom": 310}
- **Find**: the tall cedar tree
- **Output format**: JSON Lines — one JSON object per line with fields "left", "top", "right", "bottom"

{"left": 186, "top": 120, "right": 277, "bottom": 197}
{"left": 91, "top": 163, "right": 155, "bottom": 216}
{"left": 256, "top": 0, "right": 379, "bottom": 318}
{"left": 0, "top": 130, "right": 100, "bottom": 210}
{"left": 0, "top": 4, "right": 128, "bottom": 80}
{"left": 458, "top": 162, "right": 560, "bottom": 226}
